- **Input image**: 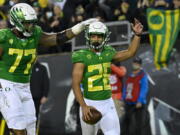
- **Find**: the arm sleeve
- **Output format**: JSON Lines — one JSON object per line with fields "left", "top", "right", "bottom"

{"left": 34, "top": 25, "right": 43, "bottom": 42}
{"left": 137, "top": 74, "right": 149, "bottom": 104}
{"left": 0, "top": 29, "right": 6, "bottom": 48}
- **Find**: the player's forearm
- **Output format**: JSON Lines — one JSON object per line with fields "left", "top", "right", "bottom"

{"left": 72, "top": 63, "right": 86, "bottom": 107}
{"left": 113, "top": 35, "right": 141, "bottom": 62}
{"left": 40, "top": 29, "right": 76, "bottom": 47}
{"left": 56, "top": 22, "right": 88, "bottom": 45}
{"left": 127, "top": 35, "right": 141, "bottom": 57}
{"left": 41, "top": 18, "right": 98, "bottom": 47}
{"left": 56, "top": 18, "right": 99, "bottom": 45}
{"left": 56, "top": 29, "right": 75, "bottom": 45}
{"left": 72, "top": 84, "right": 87, "bottom": 107}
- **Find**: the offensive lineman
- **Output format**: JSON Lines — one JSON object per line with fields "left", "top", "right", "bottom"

{"left": 72, "top": 20, "right": 143, "bottom": 135}
{"left": 0, "top": 3, "right": 98, "bottom": 135}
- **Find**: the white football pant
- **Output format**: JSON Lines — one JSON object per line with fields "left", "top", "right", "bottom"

{"left": 0, "top": 79, "right": 36, "bottom": 135}
{"left": 80, "top": 98, "right": 120, "bottom": 135}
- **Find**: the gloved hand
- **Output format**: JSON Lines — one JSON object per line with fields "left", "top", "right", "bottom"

{"left": 71, "top": 18, "right": 99, "bottom": 35}
{"left": 81, "top": 18, "right": 99, "bottom": 26}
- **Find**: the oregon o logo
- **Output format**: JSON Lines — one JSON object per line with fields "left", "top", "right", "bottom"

{"left": 148, "top": 10, "right": 164, "bottom": 30}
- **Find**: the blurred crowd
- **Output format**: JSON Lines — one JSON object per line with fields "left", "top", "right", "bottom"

{"left": 0, "top": 0, "right": 179, "bottom": 54}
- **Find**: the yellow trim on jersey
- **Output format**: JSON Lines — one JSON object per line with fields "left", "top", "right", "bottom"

{"left": 0, "top": 119, "right": 5, "bottom": 135}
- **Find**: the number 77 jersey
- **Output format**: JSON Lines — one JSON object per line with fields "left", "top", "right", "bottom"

{"left": 0, "top": 26, "right": 42, "bottom": 83}
{"left": 72, "top": 45, "right": 117, "bottom": 100}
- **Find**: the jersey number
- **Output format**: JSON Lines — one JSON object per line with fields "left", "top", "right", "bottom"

{"left": 88, "top": 63, "right": 111, "bottom": 92}
{"left": 8, "top": 48, "right": 36, "bottom": 74}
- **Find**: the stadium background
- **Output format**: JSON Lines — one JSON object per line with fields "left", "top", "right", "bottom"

{"left": 0, "top": 0, "right": 180, "bottom": 135}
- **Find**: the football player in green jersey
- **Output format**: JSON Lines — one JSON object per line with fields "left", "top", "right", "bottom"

{"left": 0, "top": 3, "right": 98, "bottom": 135}
{"left": 72, "top": 20, "right": 143, "bottom": 135}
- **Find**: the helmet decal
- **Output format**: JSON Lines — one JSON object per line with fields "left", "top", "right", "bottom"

{"left": 9, "top": 3, "right": 37, "bottom": 37}
{"left": 10, "top": 8, "right": 24, "bottom": 31}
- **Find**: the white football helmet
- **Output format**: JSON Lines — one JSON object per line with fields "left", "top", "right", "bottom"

{"left": 85, "top": 21, "right": 110, "bottom": 50}
{"left": 10, "top": 3, "right": 37, "bottom": 37}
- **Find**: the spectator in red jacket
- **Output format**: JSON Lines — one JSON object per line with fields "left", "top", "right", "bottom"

{"left": 110, "top": 63, "right": 127, "bottom": 100}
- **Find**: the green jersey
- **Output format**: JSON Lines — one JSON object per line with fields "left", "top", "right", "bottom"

{"left": 0, "top": 26, "right": 42, "bottom": 83}
{"left": 72, "top": 45, "right": 117, "bottom": 100}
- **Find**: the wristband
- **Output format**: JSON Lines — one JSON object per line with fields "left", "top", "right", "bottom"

{"left": 56, "top": 30, "right": 69, "bottom": 45}
{"left": 135, "top": 33, "right": 141, "bottom": 37}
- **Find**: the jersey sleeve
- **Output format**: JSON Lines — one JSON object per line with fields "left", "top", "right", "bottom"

{"left": 0, "top": 29, "right": 7, "bottom": 48}
{"left": 72, "top": 50, "right": 85, "bottom": 64}
{"left": 106, "top": 45, "right": 117, "bottom": 60}
{"left": 34, "top": 25, "right": 43, "bottom": 39}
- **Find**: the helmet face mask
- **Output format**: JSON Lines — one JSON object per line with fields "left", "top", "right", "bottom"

{"left": 85, "top": 21, "right": 110, "bottom": 50}
{"left": 10, "top": 3, "right": 37, "bottom": 37}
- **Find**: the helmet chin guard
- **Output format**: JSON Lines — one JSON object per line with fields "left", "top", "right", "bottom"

{"left": 85, "top": 21, "right": 110, "bottom": 50}
{"left": 10, "top": 3, "right": 37, "bottom": 37}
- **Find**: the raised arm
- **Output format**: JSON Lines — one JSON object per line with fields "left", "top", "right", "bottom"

{"left": 39, "top": 29, "right": 73, "bottom": 47}
{"left": 113, "top": 19, "right": 143, "bottom": 62}
{"left": 39, "top": 18, "right": 98, "bottom": 47}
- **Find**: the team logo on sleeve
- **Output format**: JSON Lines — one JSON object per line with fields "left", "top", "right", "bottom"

{"left": 30, "top": 39, "right": 34, "bottom": 43}
{"left": 106, "top": 53, "right": 109, "bottom": 56}
{"left": 87, "top": 54, "right": 92, "bottom": 59}
{"left": 9, "top": 39, "right": 14, "bottom": 45}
